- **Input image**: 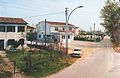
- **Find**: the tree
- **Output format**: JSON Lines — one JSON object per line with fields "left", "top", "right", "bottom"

{"left": 27, "top": 32, "right": 37, "bottom": 49}
{"left": 100, "top": 0, "right": 119, "bottom": 35}
{"left": 100, "top": 0, "right": 120, "bottom": 44}
{"left": 27, "top": 32, "right": 37, "bottom": 41}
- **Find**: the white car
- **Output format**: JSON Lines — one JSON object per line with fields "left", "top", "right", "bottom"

{"left": 72, "top": 48, "right": 83, "bottom": 58}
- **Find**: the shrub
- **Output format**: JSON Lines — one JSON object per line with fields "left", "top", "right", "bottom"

{"left": 74, "top": 36, "right": 101, "bottom": 42}
{"left": 74, "top": 37, "right": 87, "bottom": 41}
{"left": 6, "top": 50, "right": 75, "bottom": 78}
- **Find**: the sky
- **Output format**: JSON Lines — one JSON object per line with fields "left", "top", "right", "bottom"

{"left": 0, "top": 0, "right": 108, "bottom": 31}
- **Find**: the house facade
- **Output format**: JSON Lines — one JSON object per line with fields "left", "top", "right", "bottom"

{"left": 27, "top": 25, "right": 35, "bottom": 33}
{"left": 36, "top": 21, "right": 76, "bottom": 43}
{"left": 74, "top": 27, "right": 83, "bottom": 36}
{"left": 0, "top": 17, "right": 27, "bottom": 50}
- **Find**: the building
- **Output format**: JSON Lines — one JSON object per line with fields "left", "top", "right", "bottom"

{"left": 0, "top": 17, "right": 28, "bottom": 50}
{"left": 26, "top": 25, "right": 36, "bottom": 43}
{"left": 36, "top": 21, "right": 76, "bottom": 43}
{"left": 74, "top": 27, "right": 83, "bottom": 36}
{"left": 27, "top": 25, "right": 36, "bottom": 33}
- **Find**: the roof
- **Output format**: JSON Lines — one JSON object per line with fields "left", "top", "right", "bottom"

{"left": 27, "top": 25, "right": 35, "bottom": 29}
{"left": 0, "top": 17, "right": 27, "bottom": 24}
{"left": 42, "top": 21, "right": 75, "bottom": 26}
{"left": 75, "top": 27, "right": 82, "bottom": 30}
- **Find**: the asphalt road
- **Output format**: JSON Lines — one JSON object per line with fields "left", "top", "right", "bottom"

{"left": 45, "top": 36, "right": 120, "bottom": 78}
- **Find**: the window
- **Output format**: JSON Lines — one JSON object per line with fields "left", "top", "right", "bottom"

{"left": 55, "top": 27, "right": 58, "bottom": 31}
{"left": 7, "top": 26, "right": 15, "bottom": 32}
{"left": 63, "top": 27, "right": 65, "bottom": 31}
{"left": 62, "top": 35, "right": 65, "bottom": 39}
{"left": 18, "top": 26, "right": 25, "bottom": 32}
{"left": 0, "top": 26, "right": 5, "bottom": 32}
{"left": 39, "top": 35, "right": 41, "bottom": 38}
{"left": 7, "top": 39, "right": 15, "bottom": 45}
{"left": 68, "top": 35, "right": 70, "bottom": 39}
{"left": 74, "top": 49, "right": 81, "bottom": 51}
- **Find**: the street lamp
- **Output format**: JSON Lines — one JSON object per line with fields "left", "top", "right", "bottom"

{"left": 65, "top": 6, "right": 83, "bottom": 54}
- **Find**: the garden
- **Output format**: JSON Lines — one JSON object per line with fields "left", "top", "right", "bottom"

{"left": 6, "top": 50, "right": 76, "bottom": 78}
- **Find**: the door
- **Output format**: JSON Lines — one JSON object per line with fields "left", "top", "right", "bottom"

{"left": 0, "top": 40, "right": 4, "bottom": 50}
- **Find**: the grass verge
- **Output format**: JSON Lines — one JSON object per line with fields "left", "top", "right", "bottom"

{"left": 6, "top": 50, "right": 76, "bottom": 78}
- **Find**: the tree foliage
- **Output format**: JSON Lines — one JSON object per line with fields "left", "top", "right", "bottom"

{"left": 100, "top": 0, "right": 120, "bottom": 34}
{"left": 27, "top": 32, "right": 37, "bottom": 41}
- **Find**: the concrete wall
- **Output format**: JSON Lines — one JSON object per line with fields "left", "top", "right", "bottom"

{"left": 37, "top": 22, "right": 51, "bottom": 40}
{"left": 36, "top": 21, "right": 75, "bottom": 43}
{"left": 0, "top": 24, "right": 27, "bottom": 49}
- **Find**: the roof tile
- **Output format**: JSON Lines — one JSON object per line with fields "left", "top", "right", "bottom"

{"left": 0, "top": 17, "right": 27, "bottom": 24}
{"left": 43, "top": 21, "right": 75, "bottom": 26}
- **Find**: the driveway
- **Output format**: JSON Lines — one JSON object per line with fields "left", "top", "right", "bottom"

{"left": 45, "top": 36, "right": 118, "bottom": 78}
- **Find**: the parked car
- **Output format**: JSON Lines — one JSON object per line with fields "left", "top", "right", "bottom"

{"left": 72, "top": 47, "right": 83, "bottom": 58}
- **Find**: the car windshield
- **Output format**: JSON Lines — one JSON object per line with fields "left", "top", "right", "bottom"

{"left": 74, "top": 49, "right": 81, "bottom": 51}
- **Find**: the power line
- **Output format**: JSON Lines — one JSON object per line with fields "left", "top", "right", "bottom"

{"left": 23, "top": 12, "right": 64, "bottom": 18}
{"left": 0, "top": 1, "right": 65, "bottom": 19}
{"left": 0, "top": 2, "right": 65, "bottom": 16}
{"left": 0, "top": 2, "right": 42, "bottom": 12}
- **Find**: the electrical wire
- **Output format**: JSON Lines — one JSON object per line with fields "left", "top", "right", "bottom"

{"left": 23, "top": 12, "right": 65, "bottom": 18}
{"left": 0, "top": 2, "right": 42, "bottom": 12}
{"left": 0, "top": 1, "right": 65, "bottom": 19}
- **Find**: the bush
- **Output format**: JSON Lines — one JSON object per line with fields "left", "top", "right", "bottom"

{"left": 6, "top": 50, "right": 75, "bottom": 78}
{"left": 74, "top": 36, "right": 101, "bottom": 42}
{"left": 96, "top": 37, "right": 101, "bottom": 42}
{"left": 74, "top": 37, "right": 87, "bottom": 41}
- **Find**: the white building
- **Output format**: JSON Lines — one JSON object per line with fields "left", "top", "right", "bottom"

{"left": 36, "top": 21, "right": 76, "bottom": 43}
{"left": 74, "top": 27, "right": 83, "bottom": 36}
{"left": 0, "top": 17, "right": 28, "bottom": 50}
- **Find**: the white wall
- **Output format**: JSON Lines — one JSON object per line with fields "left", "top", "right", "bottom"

{"left": 75, "top": 28, "right": 82, "bottom": 36}
{"left": 0, "top": 24, "right": 27, "bottom": 49}
{"left": 60, "top": 34, "right": 74, "bottom": 43}
{"left": 36, "top": 22, "right": 51, "bottom": 40}
{"left": 36, "top": 22, "right": 75, "bottom": 43}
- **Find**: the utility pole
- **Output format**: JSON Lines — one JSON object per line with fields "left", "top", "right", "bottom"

{"left": 65, "top": 6, "right": 83, "bottom": 54}
{"left": 94, "top": 23, "right": 96, "bottom": 42}
{"left": 45, "top": 19, "right": 47, "bottom": 50}
{"left": 90, "top": 27, "right": 92, "bottom": 32}
{"left": 65, "top": 8, "right": 69, "bottom": 54}
{"left": 90, "top": 26, "right": 92, "bottom": 39}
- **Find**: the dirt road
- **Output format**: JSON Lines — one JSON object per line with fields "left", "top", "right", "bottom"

{"left": 45, "top": 36, "right": 117, "bottom": 78}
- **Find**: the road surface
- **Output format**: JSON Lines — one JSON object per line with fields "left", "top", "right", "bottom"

{"left": 45, "top": 36, "right": 120, "bottom": 78}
